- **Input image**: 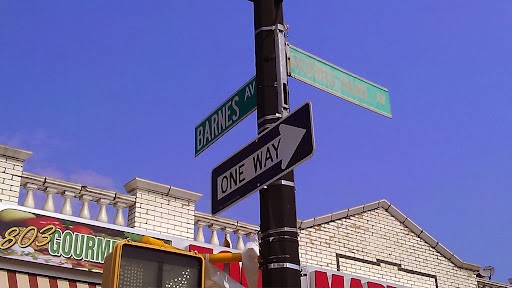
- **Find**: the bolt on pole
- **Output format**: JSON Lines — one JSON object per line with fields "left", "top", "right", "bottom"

{"left": 252, "top": 0, "right": 302, "bottom": 287}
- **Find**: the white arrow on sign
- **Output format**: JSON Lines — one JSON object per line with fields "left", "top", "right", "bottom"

{"left": 217, "top": 124, "right": 306, "bottom": 200}
{"left": 279, "top": 124, "right": 306, "bottom": 169}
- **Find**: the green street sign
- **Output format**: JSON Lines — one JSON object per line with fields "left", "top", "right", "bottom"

{"left": 288, "top": 44, "right": 392, "bottom": 118}
{"left": 195, "top": 76, "right": 257, "bottom": 157}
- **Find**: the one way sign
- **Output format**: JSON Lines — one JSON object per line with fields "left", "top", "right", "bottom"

{"left": 212, "top": 102, "right": 315, "bottom": 215}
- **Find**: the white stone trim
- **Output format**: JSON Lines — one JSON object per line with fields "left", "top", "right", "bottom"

{"left": 124, "top": 177, "right": 202, "bottom": 202}
{"left": 0, "top": 145, "right": 32, "bottom": 161}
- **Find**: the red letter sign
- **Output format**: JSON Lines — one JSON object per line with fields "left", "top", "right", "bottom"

{"left": 314, "top": 271, "right": 345, "bottom": 288}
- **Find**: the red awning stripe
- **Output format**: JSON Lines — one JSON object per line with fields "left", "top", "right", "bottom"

{"left": 0, "top": 269, "right": 100, "bottom": 288}
{"left": 49, "top": 277, "right": 58, "bottom": 288}
{"left": 29, "top": 274, "right": 39, "bottom": 288}
{"left": 8, "top": 270, "right": 17, "bottom": 287}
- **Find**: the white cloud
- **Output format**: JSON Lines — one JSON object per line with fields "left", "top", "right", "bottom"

{"left": 0, "top": 131, "right": 118, "bottom": 190}
{"left": 0, "top": 131, "right": 26, "bottom": 149}
{"left": 69, "top": 170, "right": 117, "bottom": 191}
{"left": 31, "top": 167, "right": 118, "bottom": 191}
{"left": 0, "top": 130, "right": 65, "bottom": 151}
{"left": 32, "top": 167, "right": 66, "bottom": 179}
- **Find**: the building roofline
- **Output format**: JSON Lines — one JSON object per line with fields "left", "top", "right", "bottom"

{"left": 297, "top": 199, "right": 481, "bottom": 272}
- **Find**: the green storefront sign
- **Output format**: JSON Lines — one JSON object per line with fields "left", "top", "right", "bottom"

{"left": 0, "top": 208, "right": 127, "bottom": 272}
{"left": 288, "top": 44, "right": 392, "bottom": 118}
{"left": 195, "top": 76, "right": 257, "bottom": 156}
{"left": 49, "top": 229, "right": 118, "bottom": 264}
{"left": 0, "top": 206, "right": 175, "bottom": 273}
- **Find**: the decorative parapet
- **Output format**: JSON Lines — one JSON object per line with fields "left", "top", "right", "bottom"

{"left": 194, "top": 211, "right": 259, "bottom": 250}
{"left": 19, "top": 172, "right": 135, "bottom": 226}
{"left": 19, "top": 172, "right": 45, "bottom": 208}
{"left": 112, "top": 192, "right": 136, "bottom": 226}
{"left": 80, "top": 186, "right": 115, "bottom": 223}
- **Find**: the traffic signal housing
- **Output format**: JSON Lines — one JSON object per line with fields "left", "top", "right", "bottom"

{"left": 102, "top": 240, "right": 205, "bottom": 288}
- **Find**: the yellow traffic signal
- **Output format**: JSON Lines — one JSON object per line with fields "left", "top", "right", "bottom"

{"left": 102, "top": 240, "right": 205, "bottom": 288}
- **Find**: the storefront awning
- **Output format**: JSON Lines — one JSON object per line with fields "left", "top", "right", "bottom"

{"left": 0, "top": 269, "right": 100, "bottom": 288}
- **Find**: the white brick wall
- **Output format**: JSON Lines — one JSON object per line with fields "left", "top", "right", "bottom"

{"left": 299, "top": 208, "right": 477, "bottom": 288}
{"left": 127, "top": 191, "right": 195, "bottom": 238}
{"left": 0, "top": 146, "right": 31, "bottom": 205}
{"left": 124, "top": 178, "right": 201, "bottom": 240}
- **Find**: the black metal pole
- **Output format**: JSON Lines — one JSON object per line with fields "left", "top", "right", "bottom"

{"left": 253, "top": 1, "right": 301, "bottom": 287}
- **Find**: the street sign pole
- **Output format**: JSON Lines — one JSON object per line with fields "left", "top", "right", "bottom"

{"left": 253, "top": 0, "right": 301, "bottom": 287}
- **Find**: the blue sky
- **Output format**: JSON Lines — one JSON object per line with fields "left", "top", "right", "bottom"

{"left": 1, "top": 0, "right": 511, "bottom": 283}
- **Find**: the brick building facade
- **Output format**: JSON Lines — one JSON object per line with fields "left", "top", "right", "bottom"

{"left": 0, "top": 144, "right": 509, "bottom": 288}
{"left": 298, "top": 201, "right": 478, "bottom": 287}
